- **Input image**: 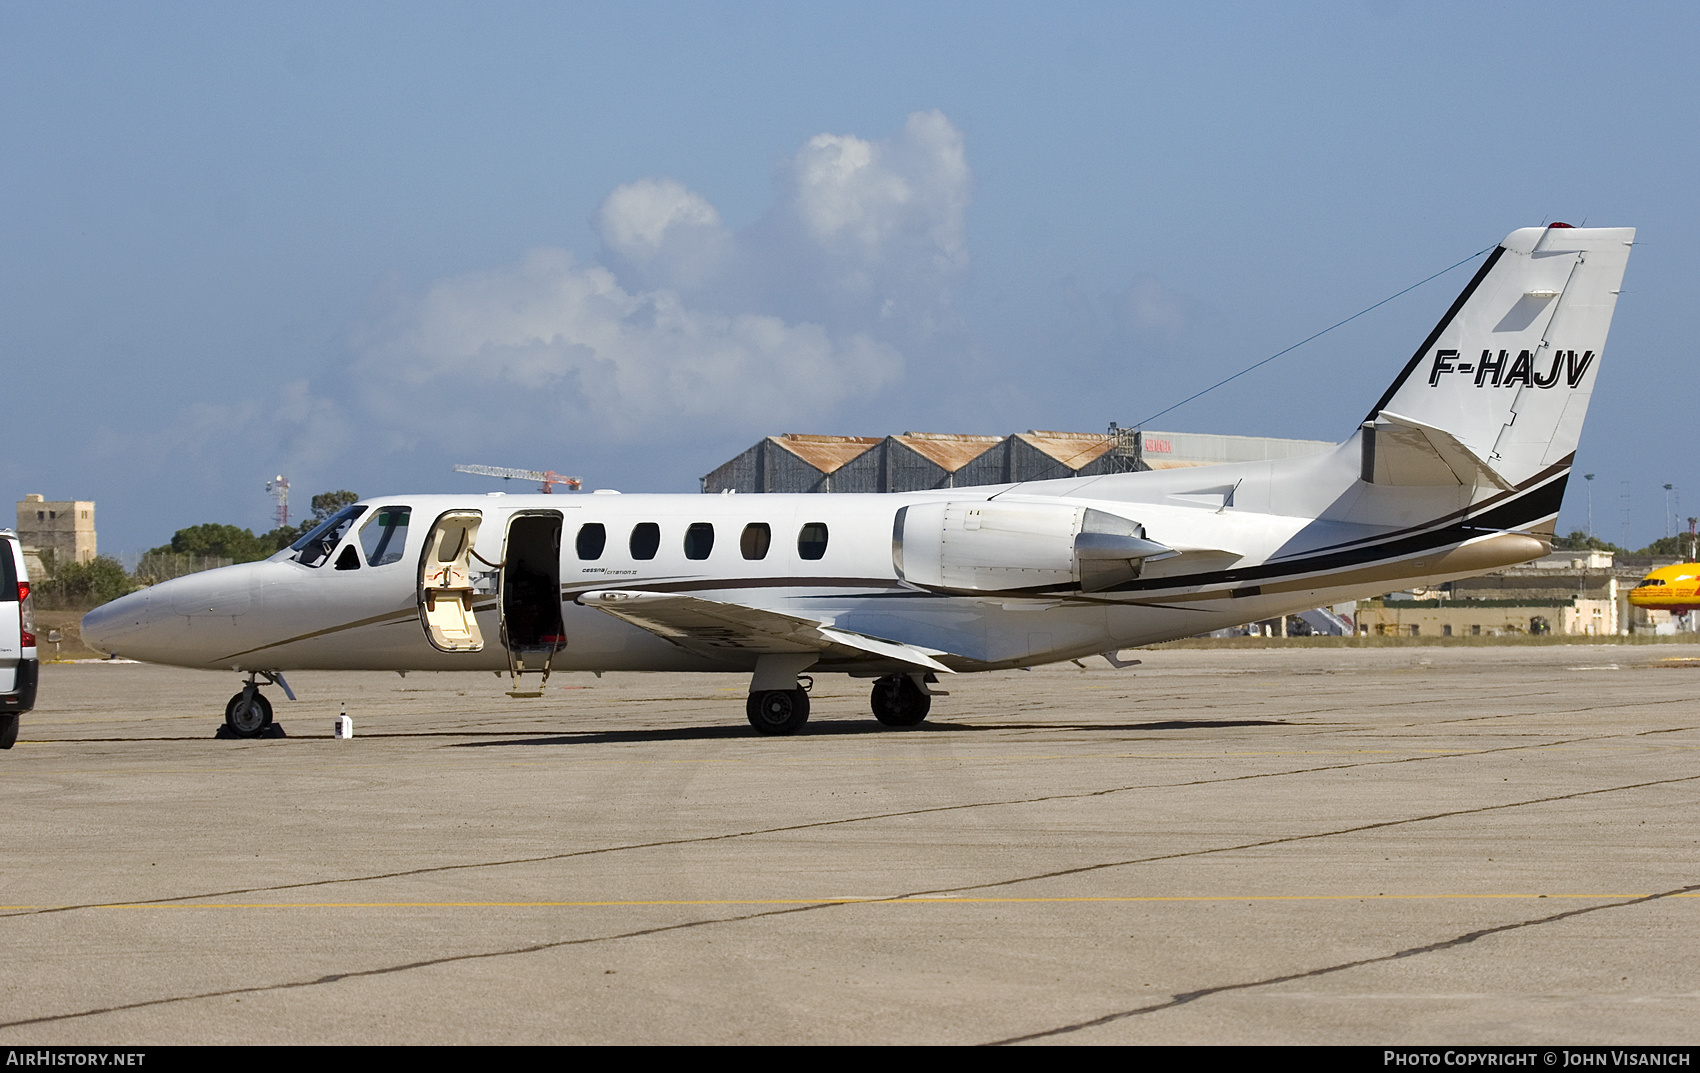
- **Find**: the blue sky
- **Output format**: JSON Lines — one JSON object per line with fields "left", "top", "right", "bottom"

{"left": 4, "top": 1, "right": 1695, "bottom": 552}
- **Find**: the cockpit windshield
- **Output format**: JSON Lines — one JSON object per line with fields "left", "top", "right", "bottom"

{"left": 290, "top": 505, "right": 368, "bottom": 567}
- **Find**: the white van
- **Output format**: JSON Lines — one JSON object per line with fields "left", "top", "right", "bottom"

{"left": 0, "top": 530, "right": 39, "bottom": 747}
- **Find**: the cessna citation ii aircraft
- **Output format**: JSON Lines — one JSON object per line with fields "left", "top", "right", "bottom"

{"left": 83, "top": 224, "right": 1634, "bottom": 737}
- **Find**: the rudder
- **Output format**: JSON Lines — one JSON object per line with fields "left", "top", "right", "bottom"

{"left": 1364, "top": 224, "right": 1633, "bottom": 492}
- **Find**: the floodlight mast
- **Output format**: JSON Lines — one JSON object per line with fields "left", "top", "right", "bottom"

{"left": 453, "top": 464, "right": 583, "bottom": 494}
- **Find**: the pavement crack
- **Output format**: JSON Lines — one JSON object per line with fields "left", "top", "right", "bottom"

{"left": 907, "top": 772, "right": 1700, "bottom": 899}
{"left": 986, "top": 882, "right": 1700, "bottom": 1044}
{"left": 5, "top": 775, "right": 1695, "bottom": 1032}
{"left": 0, "top": 903, "right": 827, "bottom": 1031}
{"left": 0, "top": 730, "right": 1677, "bottom": 920}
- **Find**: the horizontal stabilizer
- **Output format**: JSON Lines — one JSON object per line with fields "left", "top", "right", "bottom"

{"left": 579, "top": 590, "right": 958, "bottom": 673}
{"left": 1369, "top": 411, "right": 1515, "bottom": 491}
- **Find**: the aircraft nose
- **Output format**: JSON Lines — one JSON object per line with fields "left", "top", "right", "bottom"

{"left": 80, "top": 587, "right": 161, "bottom": 655}
{"left": 82, "top": 562, "right": 274, "bottom": 663}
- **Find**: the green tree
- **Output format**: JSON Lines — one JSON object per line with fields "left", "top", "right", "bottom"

{"left": 1551, "top": 530, "right": 1626, "bottom": 553}
{"left": 310, "top": 490, "right": 359, "bottom": 522}
{"left": 150, "top": 523, "right": 272, "bottom": 563}
{"left": 261, "top": 524, "right": 306, "bottom": 551}
{"left": 141, "top": 490, "right": 359, "bottom": 570}
{"left": 41, "top": 556, "right": 135, "bottom": 609}
{"left": 1635, "top": 535, "right": 1700, "bottom": 558}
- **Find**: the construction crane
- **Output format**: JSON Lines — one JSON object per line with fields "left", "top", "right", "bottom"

{"left": 266, "top": 476, "right": 290, "bottom": 528}
{"left": 453, "top": 464, "right": 582, "bottom": 494}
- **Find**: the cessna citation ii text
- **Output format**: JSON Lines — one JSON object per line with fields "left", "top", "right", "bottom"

{"left": 83, "top": 224, "right": 1634, "bottom": 736}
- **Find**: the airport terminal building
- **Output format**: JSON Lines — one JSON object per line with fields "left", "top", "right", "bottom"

{"left": 1360, "top": 549, "right": 1691, "bottom": 638}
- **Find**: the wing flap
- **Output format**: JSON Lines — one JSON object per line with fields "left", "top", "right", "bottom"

{"left": 579, "top": 590, "right": 958, "bottom": 673}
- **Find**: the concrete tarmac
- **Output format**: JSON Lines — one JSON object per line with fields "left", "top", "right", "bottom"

{"left": 2, "top": 645, "right": 1697, "bottom": 1045}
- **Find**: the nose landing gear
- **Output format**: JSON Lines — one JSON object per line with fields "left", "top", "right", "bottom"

{"left": 218, "top": 671, "right": 293, "bottom": 739}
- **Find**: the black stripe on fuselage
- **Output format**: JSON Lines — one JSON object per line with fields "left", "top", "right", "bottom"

{"left": 1282, "top": 455, "right": 1572, "bottom": 558}
{"left": 1093, "top": 468, "right": 1566, "bottom": 595}
{"left": 215, "top": 466, "right": 1565, "bottom": 663}
{"left": 911, "top": 466, "right": 1569, "bottom": 601}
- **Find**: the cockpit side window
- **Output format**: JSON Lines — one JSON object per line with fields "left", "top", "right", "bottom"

{"left": 359, "top": 507, "right": 412, "bottom": 567}
{"left": 290, "top": 505, "right": 368, "bottom": 567}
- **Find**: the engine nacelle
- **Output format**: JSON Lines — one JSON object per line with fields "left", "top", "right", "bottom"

{"left": 893, "top": 501, "right": 1173, "bottom": 595}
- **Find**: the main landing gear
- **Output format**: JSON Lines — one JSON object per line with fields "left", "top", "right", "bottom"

{"left": 746, "top": 687, "right": 810, "bottom": 735}
{"left": 219, "top": 671, "right": 293, "bottom": 739}
{"left": 870, "top": 674, "right": 932, "bottom": 727}
{"left": 743, "top": 655, "right": 945, "bottom": 736}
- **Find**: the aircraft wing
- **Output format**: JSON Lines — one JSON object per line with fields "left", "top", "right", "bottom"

{"left": 577, "top": 590, "right": 958, "bottom": 674}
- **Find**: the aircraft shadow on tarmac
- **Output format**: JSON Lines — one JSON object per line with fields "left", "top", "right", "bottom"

{"left": 449, "top": 718, "right": 1289, "bottom": 748}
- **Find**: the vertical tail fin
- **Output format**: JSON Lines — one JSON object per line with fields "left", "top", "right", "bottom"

{"left": 1365, "top": 225, "right": 1633, "bottom": 491}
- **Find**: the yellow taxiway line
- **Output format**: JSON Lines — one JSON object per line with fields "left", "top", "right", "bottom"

{"left": 5, "top": 892, "right": 1696, "bottom": 911}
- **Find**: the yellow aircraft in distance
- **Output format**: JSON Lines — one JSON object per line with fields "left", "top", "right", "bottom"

{"left": 1629, "top": 564, "right": 1700, "bottom": 615}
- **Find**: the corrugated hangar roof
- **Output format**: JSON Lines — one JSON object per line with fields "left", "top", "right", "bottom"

{"left": 891, "top": 433, "right": 1004, "bottom": 471}
{"left": 768, "top": 435, "right": 881, "bottom": 474}
{"left": 702, "top": 428, "right": 1338, "bottom": 493}
{"left": 1013, "top": 430, "right": 1116, "bottom": 469}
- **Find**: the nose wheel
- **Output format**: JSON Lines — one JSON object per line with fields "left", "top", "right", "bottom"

{"left": 223, "top": 688, "right": 274, "bottom": 737}
{"left": 218, "top": 671, "right": 292, "bottom": 738}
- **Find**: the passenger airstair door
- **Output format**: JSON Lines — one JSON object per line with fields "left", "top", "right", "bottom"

{"left": 500, "top": 512, "right": 565, "bottom": 652}
{"left": 498, "top": 511, "right": 565, "bottom": 697}
{"left": 419, "top": 511, "right": 485, "bottom": 652}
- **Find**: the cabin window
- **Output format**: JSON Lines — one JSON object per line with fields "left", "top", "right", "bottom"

{"left": 576, "top": 523, "right": 607, "bottom": 560}
{"left": 684, "top": 522, "right": 714, "bottom": 560}
{"left": 630, "top": 522, "right": 660, "bottom": 560}
{"left": 289, "top": 505, "right": 368, "bottom": 568}
{"left": 359, "top": 507, "right": 411, "bottom": 566}
{"left": 798, "top": 522, "right": 828, "bottom": 561}
{"left": 740, "top": 523, "right": 771, "bottom": 560}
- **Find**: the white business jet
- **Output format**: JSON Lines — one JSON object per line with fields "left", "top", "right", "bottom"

{"left": 83, "top": 224, "right": 1634, "bottom": 736}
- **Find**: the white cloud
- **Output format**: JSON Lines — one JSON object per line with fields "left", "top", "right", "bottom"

{"left": 329, "top": 112, "right": 969, "bottom": 456}
{"left": 756, "top": 110, "right": 971, "bottom": 329}
{"left": 786, "top": 110, "right": 969, "bottom": 270}
{"left": 596, "top": 178, "right": 732, "bottom": 292}
{"left": 349, "top": 248, "right": 901, "bottom": 445}
{"left": 598, "top": 177, "right": 723, "bottom": 256}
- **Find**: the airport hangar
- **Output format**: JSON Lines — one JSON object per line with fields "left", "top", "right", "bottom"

{"left": 701, "top": 427, "right": 1334, "bottom": 494}
{"left": 700, "top": 428, "right": 1693, "bottom": 640}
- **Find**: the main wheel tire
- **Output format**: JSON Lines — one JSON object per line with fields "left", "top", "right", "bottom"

{"left": 224, "top": 691, "right": 274, "bottom": 738}
{"left": 870, "top": 675, "right": 931, "bottom": 727}
{"left": 0, "top": 713, "right": 17, "bottom": 749}
{"left": 745, "top": 688, "right": 810, "bottom": 735}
